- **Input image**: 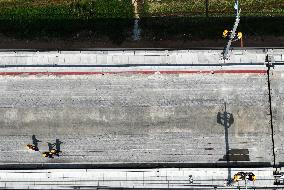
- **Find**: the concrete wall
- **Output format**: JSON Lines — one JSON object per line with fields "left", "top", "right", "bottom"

{"left": 0, "top": 49, "right": 282, "bottom": 66}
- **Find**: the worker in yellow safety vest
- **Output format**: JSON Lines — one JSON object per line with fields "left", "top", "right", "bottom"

{"left": 223, "top": 30, "right": 242, "bottom": 41}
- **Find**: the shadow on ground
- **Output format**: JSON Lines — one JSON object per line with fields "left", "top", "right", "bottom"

{"left": 0, "top": 17, "right": 283, "bottom": 48}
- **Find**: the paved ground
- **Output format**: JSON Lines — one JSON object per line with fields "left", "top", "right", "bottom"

{"left": 0, "top": 72, "right": 273, "bottom": 165}
{"left": 0, "top": 168, "right": 281, "bottom": 189}
{"left": 271, "top": 68, "right": 284, "bottom": 166}
{"left": 0, "top": 49, "right": 283, "bottom": 168}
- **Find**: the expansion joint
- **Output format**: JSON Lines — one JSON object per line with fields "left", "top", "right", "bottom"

{"left": 266, "top": 63, "right": 276, "bottom": 169}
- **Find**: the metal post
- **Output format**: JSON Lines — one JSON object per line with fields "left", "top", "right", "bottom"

{"left": 222, "top": 0, "right": 241, "bottom": 59}
{"left": 222, "top": 9, "right": 241, "bottom": 59}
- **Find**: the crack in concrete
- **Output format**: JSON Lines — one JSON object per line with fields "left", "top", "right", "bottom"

{"left": 266, "top": 64, "right": 276, "bottom": 168}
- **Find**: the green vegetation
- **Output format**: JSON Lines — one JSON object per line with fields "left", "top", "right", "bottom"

{"left": 140, "top": 0, "right": 284, "bottom": 17}
{"left": 0, "top": 0, "right": 134, "bottom": 43}
{"left": 0, "top": 0, "right": 134, "bottom": 19}
{"left": 72, "top": 0, "right": 133, "bottom": 18}
{"left": 0, "top": 0, "right": 283, "bottom": 44}
{"left": 1, "top": 0, "right": 282, "bottom": 20}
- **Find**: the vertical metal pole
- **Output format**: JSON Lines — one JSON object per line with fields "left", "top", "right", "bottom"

{"left": 222, "top": 0, "right": 241, "bottom": 59}
{"left": 222, "top": 9, "right": 241, "bottom": 59}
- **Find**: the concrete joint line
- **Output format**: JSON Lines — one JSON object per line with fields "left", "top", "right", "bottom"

{"left": 266, "top": 64, "right": 276, "bottom": 168}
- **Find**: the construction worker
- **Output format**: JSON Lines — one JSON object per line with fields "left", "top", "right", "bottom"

{"left": 50, "top": 149, "right": 61, "bottom": 157}
{"left": 222, "top": 30, "right": 242, "bottom": 41}
{"left": 188, "top": 175, "right": 193, "bottom": 184}
{"left": 42, "top": 151, "right": 54, "bottom": 158}
{"left": 223, "top": 30, "right": 229, "bottom": 39}
{"left": 42, "top": 149, "right": 61, "bottom": 158}
{"left": 237, "top": 32, "right": 242, "bottom": 40}
{"left": 26, "top": 135, "right": 40, "bottom": 151}
{"left": 42, "top": 141, "right": 62, "bottom": 158}
{"left": 247, "top": 172, "right": 256, "bottom": 181}
{"left": 233, "top": 173, "right": 239, "bottom": 182}
{"left": 26, "top": 144, "right": 39, "bottom": 151}
{"left": 233, "top": 172, "right": 256, "bottom": 182}
{"left": 233, "top": 172, "right": 245, "bottom": 182}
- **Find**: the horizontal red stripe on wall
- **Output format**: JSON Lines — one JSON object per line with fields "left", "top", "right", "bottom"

{"left": 0, "top": 70, "right": 267, "bottom": 76}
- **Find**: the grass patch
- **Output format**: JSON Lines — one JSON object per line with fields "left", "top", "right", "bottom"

{"left": 140, "top": 0, "right": 284, "bottom": 17}
{"left": 0, "top": 0, "right": 134, "bottom": 44}
{"left": 0, "top": 0, "right": 283, "bottom": 44}
{"left": 0, "top": 0, "right": 134, "bottom": 19}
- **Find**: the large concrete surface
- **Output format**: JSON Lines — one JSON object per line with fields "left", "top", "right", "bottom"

{"left": 0, "top": 73, "right": 273, "bottom": 165}
{"left": 0, "top": 168, "right": 278, "bottom": 189}
{"left": 271, "top": 68, "right": 284, "bottom": 166}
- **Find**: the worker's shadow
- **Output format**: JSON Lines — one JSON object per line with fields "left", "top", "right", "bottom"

{"left": 47, "top": 142, "right": 53, "bottom": 151}
{"left": 217, "top": 102, "right": 234, "bottom": 184}
{"left": 48, "top": 139, "right": 63, "bottom": 152}
{"left": 32, "top": 134, "right": 41, "bottom": 148}
{"left": 55, "top": 139, "right": 63, "bottom": 152}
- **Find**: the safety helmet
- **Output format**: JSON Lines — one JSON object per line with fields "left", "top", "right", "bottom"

{"left": 237, "top": 32, "right": 243, "bottom": 39}
{"left": 223, "top": 30, "right": 229, "bottom": 38}
{"left": 233, "top": 174, "right": 241, "bottom": 182}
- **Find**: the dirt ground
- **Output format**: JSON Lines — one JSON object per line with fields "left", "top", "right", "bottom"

{"left": 0, "top": 33, "right": 283, "bottom": 49}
